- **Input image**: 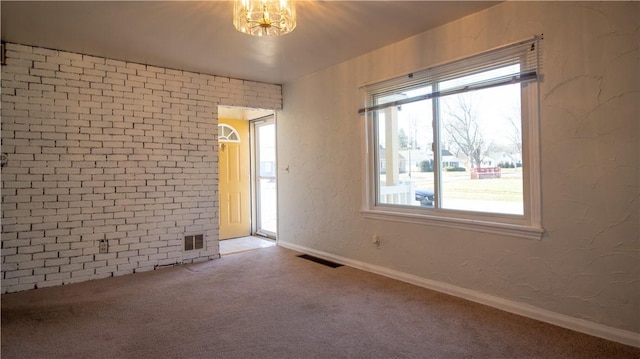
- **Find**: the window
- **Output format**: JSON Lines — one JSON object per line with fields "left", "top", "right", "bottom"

{"left": 218, "top": 124, "right": 240, "bottom": 142}
{"left": 361, "top": 37, "right": 543, "bottom": 239}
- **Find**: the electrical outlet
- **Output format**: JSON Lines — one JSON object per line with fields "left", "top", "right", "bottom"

{"left": 99, "top": 240, "right": 108, "bottom": 253}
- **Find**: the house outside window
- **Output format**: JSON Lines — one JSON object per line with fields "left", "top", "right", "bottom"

{"left": 361, "top": 37, "right": 544, "bottom": 239}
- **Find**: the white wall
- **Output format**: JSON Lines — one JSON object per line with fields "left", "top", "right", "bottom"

{"left": 277, "top": 0, "right": 639, "bottom": 340}
{"left": 1, "top": 44, "right": 282, "bottom": 293}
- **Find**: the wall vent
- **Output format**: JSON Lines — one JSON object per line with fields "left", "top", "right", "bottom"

{"left": 184, "top": 234, "right": 204, "bottom": 251}
{"left": 297, "top": 254, "right": 343, "bottom": 268}
{"left": 1, "top": 42, "right": 6, "bottom": 66}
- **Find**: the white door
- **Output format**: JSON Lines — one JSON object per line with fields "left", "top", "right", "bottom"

{"left": 252, "top": 117, "right": 277, "bottom": 238}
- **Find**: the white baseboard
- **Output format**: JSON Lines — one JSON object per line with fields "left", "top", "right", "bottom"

{"left": 278, "top": 240, "right": 640, "bottom": 348}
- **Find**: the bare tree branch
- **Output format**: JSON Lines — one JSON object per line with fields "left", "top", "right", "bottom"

{"left": 507, "top": 114, "right": 522, "bottom": 155}
{"left": 442, "top": 94, "right": 490, "bottom": 168}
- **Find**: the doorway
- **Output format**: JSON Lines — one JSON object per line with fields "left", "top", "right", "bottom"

{"left": 218, "top": 118, "right": 250, "bottom": 240}
{"left": 251, "top": 116, "right": 277, "bottom": 238}
{"left": 218, "top": 106, "right": 277, "bottom": 241}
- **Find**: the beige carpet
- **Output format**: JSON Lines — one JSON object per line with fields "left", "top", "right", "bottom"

{"left": 2, "top": 246, "right": 638, "bottom": 358}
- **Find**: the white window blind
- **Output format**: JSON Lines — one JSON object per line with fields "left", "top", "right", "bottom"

{"left": 359, "top": 36, "right": 542, "bottom": 115}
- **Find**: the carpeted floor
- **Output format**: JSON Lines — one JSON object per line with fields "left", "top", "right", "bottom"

{"left": 2, "top": 246, "right": 639, "bottom": 358}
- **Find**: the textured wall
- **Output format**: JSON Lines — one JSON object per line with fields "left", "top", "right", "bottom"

{"left": 277, "top": 1, "right": 639, "bottom": 334}
{"left": 1, "top": 43, "right": 282, "bottom": 293}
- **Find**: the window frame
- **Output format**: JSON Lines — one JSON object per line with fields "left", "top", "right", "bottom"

{"left": 361, "top": 38, "right": 543, "bottom": 240}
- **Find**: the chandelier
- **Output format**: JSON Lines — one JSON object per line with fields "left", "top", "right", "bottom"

{"left": 233, "top": 0, "right": 296, "bottom": 37}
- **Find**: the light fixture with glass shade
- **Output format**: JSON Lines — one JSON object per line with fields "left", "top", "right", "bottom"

{"left": 233, "top": 0, "right": 296, "bottom": 37}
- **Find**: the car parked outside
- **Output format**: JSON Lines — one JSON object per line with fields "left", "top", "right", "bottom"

{"left": 415, "top": 188, "right": 434, "bottom": 207}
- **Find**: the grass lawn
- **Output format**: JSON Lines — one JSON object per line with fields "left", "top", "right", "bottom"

{"left": 441, "top": 176, "right": 523, "bottom": 202}
{"left": 398, "top": 168, "right": 524, "bottom": 202}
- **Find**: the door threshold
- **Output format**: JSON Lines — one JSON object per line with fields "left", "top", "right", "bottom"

{"left": 219, "top": 236, "right": 276, "bottom": 256}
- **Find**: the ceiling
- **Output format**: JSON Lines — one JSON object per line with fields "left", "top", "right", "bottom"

{"left": 1, "top": 1, "right": 499, "bottom": 85}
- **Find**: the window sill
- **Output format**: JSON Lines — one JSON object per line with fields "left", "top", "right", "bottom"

{"left": 361, "top": 208, "right": 544, "bottom": 240}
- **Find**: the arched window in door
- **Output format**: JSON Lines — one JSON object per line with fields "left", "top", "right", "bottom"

{"left": 218, "top": 124, "right": 240, "bottom": 142}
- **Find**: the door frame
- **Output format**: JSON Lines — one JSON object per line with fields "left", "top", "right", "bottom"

{"left": 250, "top": 115, "right": 278, "bottom": 239}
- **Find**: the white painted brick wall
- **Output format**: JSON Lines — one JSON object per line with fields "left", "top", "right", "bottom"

{"left": 1, "top": 43, "right": 282, "bottom": 293}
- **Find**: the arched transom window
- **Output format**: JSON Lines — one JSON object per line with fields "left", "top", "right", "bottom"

{"left": 218, "top": 124, "right": 240, "bottom": 142}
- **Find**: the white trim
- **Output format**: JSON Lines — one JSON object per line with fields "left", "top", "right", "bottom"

{"left": 360, "top": 208, "right": 543, "bottom": 240}
{"left": 521, "top": 79, "right": 542, "bottom": 226}
{"left": 278, "top": 240, "right": 640, "bottom": 348}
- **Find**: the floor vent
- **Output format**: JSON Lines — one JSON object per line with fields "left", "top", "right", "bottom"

{"left": 297, "top": 254, "right": 343, "bottom": 268}
{"left": 185, "top": 234, "right": 204, "bottom": 251}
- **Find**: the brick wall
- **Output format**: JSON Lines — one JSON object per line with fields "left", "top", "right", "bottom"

{"left": 0, "top": 43, "right": 282, "bottom": 293}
